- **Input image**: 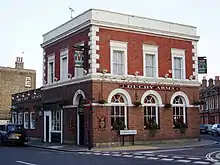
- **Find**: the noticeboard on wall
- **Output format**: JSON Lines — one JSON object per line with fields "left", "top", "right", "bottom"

{"left": 198, "top": 56, "right": 207, "bottom": 74}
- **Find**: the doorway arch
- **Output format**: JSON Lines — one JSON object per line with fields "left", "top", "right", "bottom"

{"left": 72, "top": 89, "right": 86, "bottom": 145}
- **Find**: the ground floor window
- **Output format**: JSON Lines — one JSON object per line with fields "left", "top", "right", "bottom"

{"left": 172, "top": 96, "right": 187, "bottom": 128}
{"left": 23, "top": 112, "right": 29, "bottom": 129}
{"left": 30, "top": 112, "right": 36, "bottom": 129}
{"left": 52, "top": 110, "right": 61, "bottom": 132}
{"left": 143, "top": 95, "right": 159, "bottom": 129}
{"left": 111, "top": 106, "right": 126, "bottom": 130}
{"left": 12, "top": 112, "right": 17, "bottom": 124}
{"left": 18, "top": 113, "right": 23, "bottom": 124}
{"left": 144, "top": 106, "right": 159, "bottom": 129}
{"left": 110, "top": 94, "right": 127, "bottom": 130}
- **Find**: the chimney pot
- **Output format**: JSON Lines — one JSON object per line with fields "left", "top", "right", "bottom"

{"left": 202, "top": 76, "right": 207, "bottom": 88}
{"left": 208, "top": 78, "right": 214, "bottom": 87}
{"left": 15, "top": 56, "right": 24, "bottom": 69}
{"left": 215, "top": 76, "right": 220, "bottom": 85}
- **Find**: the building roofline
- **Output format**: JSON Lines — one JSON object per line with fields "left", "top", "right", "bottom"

{"left": 41, "top": 8, "right": 199, "bottom": 48}
{"left": 0, "top": 66, "right": 36, "bottom": 73}
{"left": 92, "top": 8, "right": 197, "bottom": 29}
{"left": 42, "top": 9, "right": 92, "bottom": 37}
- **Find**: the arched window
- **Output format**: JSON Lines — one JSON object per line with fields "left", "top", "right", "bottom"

{"left": 143, "top": 95, "right": 159, "bottom": 129}
{"left": 111, "top": 94, "right": 127, "bottom": 130}
{"left": 172, "top": 96, "right": 187, "bottom": 128}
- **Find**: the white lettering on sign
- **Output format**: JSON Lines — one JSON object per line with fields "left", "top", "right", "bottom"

{"left": 120, "top": 84, "right": 180, "bottom": 91}
{"left": 120, "top": 130, "right": 137, "bottom": 135}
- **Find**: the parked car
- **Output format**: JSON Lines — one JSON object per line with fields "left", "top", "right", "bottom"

{"left": 200, "top": 124, "right": 207, "bottom": 133}
{"left": 211, "top": 124, "right": 220, "bottom": 136}
{"left": 0, "top": 123, "right": 28, "bottom": 145}
{"left": 206, "top": 124, "right": 213, "bottom": 134}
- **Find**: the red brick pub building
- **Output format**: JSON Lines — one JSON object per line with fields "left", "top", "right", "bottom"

{"left": 12, "top": 9, "right": 201, "bottom": 147}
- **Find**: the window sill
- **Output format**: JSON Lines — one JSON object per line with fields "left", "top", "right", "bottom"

{"left": 173, "top": 126, "right": 188, "bottom": 129}
{"left": 51, "top": 131, "right": 61, "bottom": 133}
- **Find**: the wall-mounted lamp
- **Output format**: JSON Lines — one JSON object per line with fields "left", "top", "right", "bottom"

{"left": 28, "top": 93, "right": 30, "bottom": 96}
{"left": 34, "top": 91, "right": 36, "bottom": 95}
{"left": 16, "top": 95, "right": 19, "bottom": 98}
{"left": 22, "top": 94, "right": 24, "bottom": 97}
{"left": 11, "top": 96, "right": 14, "bottom": 100}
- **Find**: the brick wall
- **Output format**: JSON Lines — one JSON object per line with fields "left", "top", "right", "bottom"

{"left": 97, "top": 28, "right": 194, "bottom": 78}
{"left": 92, "top": 81, "right": 200, "bottom": 146}
{"left": 44, "top": 28, "right": 90, "bottom": 82}
{"left": 0, "top": 67, "right": 36, "bottom": 120}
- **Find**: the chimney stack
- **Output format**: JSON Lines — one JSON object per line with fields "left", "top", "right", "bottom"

{"left": 215, "top": 76, "right": 220, "bottom": 85}
{"left": 208, "top": 78, "right": 214, "bottom": 87}
{"left": 15, "top": 57, "right": 24, "bottom": 69}
{"left": 202, "top": 76, "right": 207, "bottom": 88}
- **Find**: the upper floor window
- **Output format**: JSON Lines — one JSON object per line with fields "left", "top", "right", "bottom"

{"left": 110, "top": 41, "right": 127, "bottom": 76}
{"left": 47, "top": 54, "right": 55, "bottom": 84}
{"left": 210, "top": 97, "right": 214, "bottom": 109}
{"left": 171, "top": 48, "right": 186, "bottom": 80}
{"left": 205, "top": 99, "right": 208, "bottom": 110}
{"left": 74, "top": 48, "right": 84, "bottom": 78}
{"left": 24, "top": 77, "right": 32, "bottom": 88}
{"left": 60, "top": 48, "right": 68, "bottom": 81}
{"left": 215, "top": 96, "right": 219, "bottom": 108}
{"left": 143, "top": 44, "right": 158, "bottom": 78}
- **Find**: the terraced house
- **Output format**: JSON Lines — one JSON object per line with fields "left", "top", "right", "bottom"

{"left": 12, "top": 9, "right": 201, "bottom": 147}
{"left": 200, "top": 76, "right": 220, "bottom": 124}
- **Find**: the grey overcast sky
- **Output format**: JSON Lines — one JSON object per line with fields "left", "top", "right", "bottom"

{"left": 0, "top": 0, "right": 219, "bottom": 88}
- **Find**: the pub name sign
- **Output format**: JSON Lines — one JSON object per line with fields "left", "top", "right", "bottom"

{"left": 120, "top": 84, "right": 180, "bottom": 91}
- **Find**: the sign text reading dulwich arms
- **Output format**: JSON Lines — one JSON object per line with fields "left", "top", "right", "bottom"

{"left": 120, "top": 84, "right": 180, "bottom": 91}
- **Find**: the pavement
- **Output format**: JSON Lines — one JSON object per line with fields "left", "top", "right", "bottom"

{"left": 26, "top": 138, "right": 217, "bottom": 152}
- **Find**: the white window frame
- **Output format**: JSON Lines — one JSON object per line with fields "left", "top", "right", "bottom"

{"left": 18, "top": 112, "right": 23, "bottom": 124}
{"left": 216, "top": 96, "right": 219, "bottom": 108}
{"left": 12, "top": 112, "right": 17, "bottom": 124}
{"left": 142, "top": 44, "right": 158, "bottom": 78}
{"left": 30, "top": 112, "right": 36, "bottom": 129}
{"left": 24, "top": 77, "right": 32, "bottom": 88}
{"left": 171, "top": 48, "right": 186, "bottom": 80}
{"left": 143, "top": 95, "right": 159, "bottom": 128}
{"left": 51, "top": 110, "right": 61, "bottom": 132}
{"left": 75, "top": 67, "right": 84, "bottom": 78}
{"left": 209, "top": 97, "right": 214, "bottom": 109}
{"left": 205, "top": 99, "right": 208, "bottom": 110}
{"left": 110, "top": 94, "right": 128, "bottom": 129}
{"left": 60, "top": 48, "right": 68, "bottom": 81}
{"left": 172, "top": 96, "right": 186, "bottom": 125}
{"left": 110, "top": 40, "right": 128, "bottom": 76}
{"left": 47, "top": 54, "right": 55, "bottom": 84}
{"left": 23, "top": 112, "right": 29, "bottom": 129}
